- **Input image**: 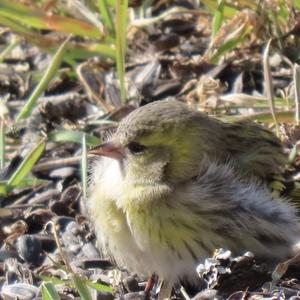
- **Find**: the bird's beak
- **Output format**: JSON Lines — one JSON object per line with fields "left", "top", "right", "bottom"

{"left": 89, "top": 141, "right": 124, "bottom": 160}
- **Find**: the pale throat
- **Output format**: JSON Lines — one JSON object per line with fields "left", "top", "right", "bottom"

{"left": 119, "top": 170, "right": 173, "bottom": 209}
{"left": 101, "top": 153, "right": 173, "bottom": 208}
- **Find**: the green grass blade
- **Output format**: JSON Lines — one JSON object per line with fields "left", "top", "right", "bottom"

{"left": 48, "top": 130, "right": 101, "bottom": 146}
{"left": 71, "top": 275, "right": 93, "bottom": 300}
{"left": 67, "top": 43, "right": 116, "bottom": 60}
{"left": 39, "top": 275, "right": 67, "bottom": 286}
{"left": 106, "top": 0, "right": 116, "bottom": 5}
{"left": 0, "top": 181, "right": 8, "bottom": 195}
{"left": 86, "top": 281, "right": 114, "bottom": 294}
{"left": 115, "top": 0, "right": 128, "bottom": 103}
{"left": 7, "top": 139, "right": 46, "bottom": 188}
{"left": 212, "top": 0, "right": 225, "bottom": 38}
{"left": 200, "top": 0, "right": 237, "bottom": 18}
{"left": 12, "top": 177, "right": 48, "bottom": 190}
{"left": 0, "top": 0, "right": 102, "bottom": 39}
{"left": 278, "top": 0, "right": 289, "bottom": 20}
{"left": 97, "top": 0, "right": 115, "bottom": 34}
{"left": 210, "top": 35, "right": 245, "bottom": 64}
{"left": 41, "top": 282, "right": 61, "bottom": 300}
{"left": 294, "top": 0, "right": 300, "bottom": 10}
{"left": 0, "top": 18, "right": 115, "bottom": 60}
{"left": 0, "top": 15, "right": 37, "bottom": 35}
{"left": 16, "top": 36, "right": 70, "bottom": 122}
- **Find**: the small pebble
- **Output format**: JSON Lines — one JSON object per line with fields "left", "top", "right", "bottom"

{"left": 1, "top": 283, "right": 39, "bottom": 300}
{"left": 16, "top": 235, "right": 42, "bottom": 266}
{"left": 123, "top": 275, "right": 140, "bottom": 292}
{"left": 96, "top": 291, "right": 114, "bottom": 300}
{"left": 192, "top": 289, "right": 218, "bottom": 300}
{"left": 120, "top": 291, "right": 147, "bottom": 300}
{"left": 79, "top": 242, "right": 101, "bottom": 259}
{"left": 90, "top": 273, "right": 112, "bottom": 287}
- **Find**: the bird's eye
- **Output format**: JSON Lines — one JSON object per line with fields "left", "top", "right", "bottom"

{"left": 127, "top": 142, "right": 146, "bottom": 155}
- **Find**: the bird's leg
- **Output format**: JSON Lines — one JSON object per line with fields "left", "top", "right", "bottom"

{"left": 144, "top": 273, "right": 158, "bottom": 299}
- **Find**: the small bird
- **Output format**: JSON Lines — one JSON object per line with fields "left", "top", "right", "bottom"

{"left": 88, "top": 100, "right": 299, "bottom": 290}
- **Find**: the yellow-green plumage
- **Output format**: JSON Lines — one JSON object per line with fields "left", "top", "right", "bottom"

{"left": 116, "top": 99, "right": 285, "bottom": 180}
{"left": 88, "top": 100, "right": 299, "bottom": 289}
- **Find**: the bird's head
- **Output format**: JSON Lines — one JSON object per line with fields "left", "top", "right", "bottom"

{"left": 90, "top": 100, "right": 217, "bottom": 185}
